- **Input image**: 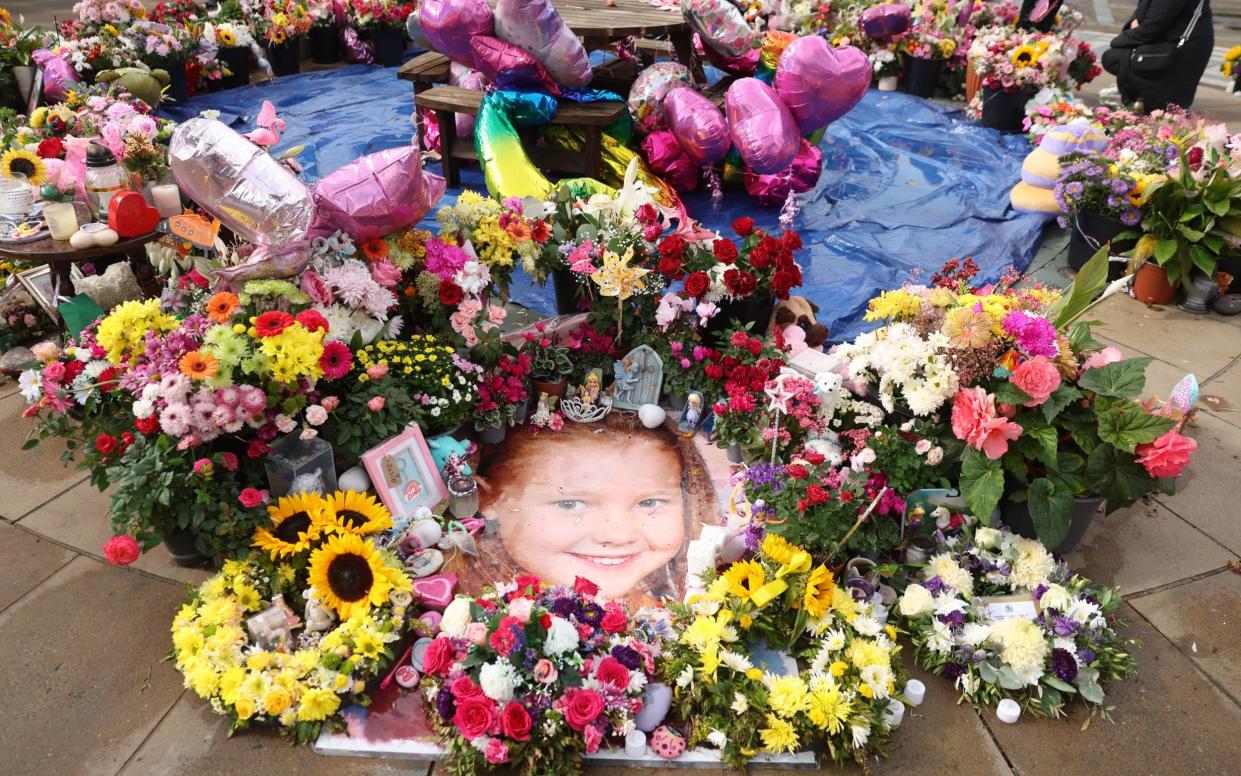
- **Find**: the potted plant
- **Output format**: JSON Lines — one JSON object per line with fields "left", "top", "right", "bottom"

{"left": 125, "top": 25, "right": 194, "bottom": 101}
{"left": 353, "top": 336, "right": 482, "bottom": 437}
{"left": 1053, "top": 153, "right": 1148, "bottom": 276}
{"left": 523, "top": 323, "right": 574, "bottom": 397}
{"left": 306, "top": 0, "right": 342, "bottom": 63}
{"left": 702, "top": 328, "right": 786, "bottom": 462}
{"left": 257, "top": 0, "right": 313, "bottom": 77}
{"left": 210, "top": 20, "right": 257, "bottom": 89}
{"left": 898, "top": 9, "right": 957, "bottom": 98}
{"left": 967, "top": 28, "right": 1095, "bottom": 133}
{"left": 869, "top": 44, "right": 901, "bottom": 91}
{"left": 0, "top": 13, "right": 50, "bottom": 107}
{"left": 349, "top": 0, "right": 413, "bottom": 67}
{"left": 472, "top": 352, "right": 531, "bottom": 443}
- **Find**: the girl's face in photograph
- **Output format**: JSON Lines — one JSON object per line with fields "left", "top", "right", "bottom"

{"left": 492, "top": 434, "right": 685, "bottom": 600}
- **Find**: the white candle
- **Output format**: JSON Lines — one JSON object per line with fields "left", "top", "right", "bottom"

{"left": 996, "top": 699, "right": 1021, "bottom": 724}
{"left": 43, "top": 202, "right": 79, "bottom": 240}
{"left": 903, "top": 679, "right": 926, "bottom": 706}
{"left": 150, "top": 183, "right": 182, "bottom": 218}
{"left": 884, "top": 700, "right": 905, "bottom": 728}
{"left": 624, "top": 729, "right": 646, "bottom": 758}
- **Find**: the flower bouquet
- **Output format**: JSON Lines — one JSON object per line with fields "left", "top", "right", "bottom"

{"left": 435, "top": 190, "right": 551, "bottom": 294}
{"left": 172, "top": 490, "right": 416, "bottom": 742}
{"left": 347, "top": 0, "right": 413, "bottom": 65}
{"left": 1223, "top": 44, "right": 1241, "bottom": 91}
{"left": 473, "top": 351, "right": 533, "bottom": 433}
{"left": 301, "top": 233, "right": 403, "bottom": 347}
{"left": 705, "top": 329, "right": 786, "bottom": 452}
{"left": 353, "top": 336, "right": 481, "bottom": 436}
{"left": 420, "top": 575, "right": 660, "bottom": 775}
{"left": 898, "top": 526, "right": 1135, "bottom": 718}
{"left": 661, "top": 534, "right": 905, "bottom": 768}
{"left": 255, "top": 0, "right": 313, "bottom": 46}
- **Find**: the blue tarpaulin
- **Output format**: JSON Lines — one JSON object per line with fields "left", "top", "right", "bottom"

{"left": 162, "top": 64, "right": 1046, "bottom": 342}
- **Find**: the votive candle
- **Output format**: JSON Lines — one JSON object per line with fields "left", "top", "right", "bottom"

{"left": 904, "top": 679, "right": 926, "bottom": 706}
{"left": 624, "top": 729, "right": 646, "bottom": 758}
{"left": 150, "top": 183, "right": 182, "bottom": 218}
{"left": 43, "top": 202, "right": 79, "bottom": 240}
{"left": 884, "top": 700, "right": 905, "bottom": 728}
{"left": 996, "top": 699, "right": 1021, "bottom": 724}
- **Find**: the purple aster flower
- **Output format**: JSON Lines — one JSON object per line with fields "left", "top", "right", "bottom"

{"left": 1120, "top": 209, "right": 1142, "bottom": 226}
{"left": 578, "top": 601, "right": 604, "bottom": 626}
{"left": 1057, "top": 215, "right": 1070, "bottom": 229}
{"left": 743, "top": 521, "right": 765, "bottom": 552}
{"left": 1110, "top": 178, "right": 1132, "bottom": 194}
{"left": 1051, "top": 647, "right": 1078, "bottom": 682}
{"left": 551, "top": 597, "right": 577, "bottom": 619}
{"left": 1086, "top": 165, "right": 1105, "bottom": 177}
{"left": 1065, "top": 181, "right": 1084, "bottom": 197}
{"left": 611, "top": 644, "right": 642, "bottom": 670}
{"left": 1077, "top": 646, "right": 1097, "bottom": 665}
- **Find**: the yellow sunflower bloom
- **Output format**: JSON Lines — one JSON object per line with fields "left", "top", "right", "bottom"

{"left": 322, "top": 490, "right": 393, "bottom": 536}
{"left": 252, "top": 491, "right": 330, "bottom": 559}
{"left": 803, "top": 565, "right": 836, "bottom": 618}
{"left": 0, "top": 148, "right": 47, "bottom": 186}
{"left": 307, "top": 533, "right": 406, "bottom": 619}
{"left": 1011, "top": 44, "right": 1040, "bottom": 68}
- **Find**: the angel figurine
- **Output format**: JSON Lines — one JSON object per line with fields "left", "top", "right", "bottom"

{"left": 531, "top": 392, "right": 556, "bottom": 427}
{"left": 679, "top": 391, "right": 705, "bottom": 436}
{"left": 613, "top": 358, "right": 640, "bottom": 404}
{"left": 302, "top": 588, "right": 336, "bottom": 634}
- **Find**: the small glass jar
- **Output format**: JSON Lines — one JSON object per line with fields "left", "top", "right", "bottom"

{"left": 0, "top": 173, "right": 33, "bottom": 216}
{"left": 84, "top": 143, "right": 130, "bottom": 219}
{"left": 447, "top": 475, "right": 480, "bottom": 520}
{"left": 264, "top": 432, "right": 338, "bottom": 497}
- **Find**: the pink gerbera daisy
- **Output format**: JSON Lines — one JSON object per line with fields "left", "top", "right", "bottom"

{"left": 320, "top": 340, "right": 353, "bottom": 380}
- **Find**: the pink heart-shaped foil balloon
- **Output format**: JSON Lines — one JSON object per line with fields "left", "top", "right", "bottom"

{"left": 665, "top": 87, "right": 730, "bottom": 165}
{"left": 725, "top": 77, "right": 800, "bottom": 175}
{"left": 859, "top": 4, "right": 912, "bottom": 41}
{"left": 774, "top": 37, "right": 871, "bottom": 134}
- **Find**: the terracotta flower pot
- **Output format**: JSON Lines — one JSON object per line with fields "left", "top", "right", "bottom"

{"left": 532, "top": 378, "right": 567, "bottom": 398}
{"left": 964, "top": 61, "right": 981, "bottom": 102}
{"left": 1133, "top": 262, "right": 1176, "bottom": 305}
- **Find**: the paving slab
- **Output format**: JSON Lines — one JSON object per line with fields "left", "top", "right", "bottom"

{"left": 121, "top": 692, "right": 425, "bottom": 776}
{"left": 0, "top": 520, "right": 75, "bottom": 612}
{"left": 1152, "top": 412, "right": 1241, "bottom": 556}
{"left": 18, "top": 478, "right": 213, "bottom": 586}
{"left": 1088, "top": 295, "right": 1241, "bottom": 378}
{"left": 1094, "top": 335, "right": 1193, "bottom": 403}
{"left": 1063, "top": 500, "right": 1235, "bottom": 596}
{"left": 1130, "top": 572, "right": 1241, "bottom": 704}
{"left": 0, "top": 392, "right": 88, "bottom": 520}
{"left": 981, "top": 604, "right": 1241, "bottom": 776}
{"left": 1198, "top": 357, "right": 1241, "bottom": 425}
{"left": 0, "top": 556, "right": 187, "bottom": 776}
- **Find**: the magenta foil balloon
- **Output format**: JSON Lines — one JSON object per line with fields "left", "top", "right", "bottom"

{"left": 449, "top": 63, "right": 486, "bottom": 138}
{"left": 774, "top": 37, "right": 871, "bottom": 133}
{"left": 627, "top": 62, "right": 691, "bottom": 134}
{"left": 470, "top": 35, "right": 560, "bottom": 95}
{"left": 702, "top": 41, "right": 759, "bottom": 76}
{"left": 308, "top": 145, "right": 447, "bottom": 243}
{"left": 743, "top": 139, "right": 823, "bottom": 206}
{"left": 32, "top": 50, "right": 81, "bottom": 103}
{"left": 420, "top": 0, "right": 495, "bottom": 67}
{"left": 859, "top": 4, "right": 912, "bottom": 41}
{"left": 340, "top": 26, "right": 373, "bottom": 64}
{"left": 494, "top": 0, "right": 592, "bottom": 87}
{"left": 725, "top": 78, "right": 799, "bottom": 175}
{"left": 682, "top": 0, "right": 755, "bottom": 58}
{"left": 664, "top": 87, "right": 729, "bottom": 165}
{"left": 641, "top": 131, "right": 700, "bottom": 192}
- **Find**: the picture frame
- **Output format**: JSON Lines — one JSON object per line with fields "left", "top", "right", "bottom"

{"left": 16, "top": 264, "right": 84, "bottom": 321}
{"left": 361, "top": 425, "right": 447, "bottom": 519}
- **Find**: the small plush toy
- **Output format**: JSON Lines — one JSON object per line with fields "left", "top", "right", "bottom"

{"left": 770, "top": 295, "right": 829, "bottom": 352}
{"left": 427, "top": 434, "right": 472, "bottom": 477}
{"left": 95, "top": 67, "right": 171, "bottom": 107}
{"left": 1010, "top": 122, "right": 1109, "bottom": 215}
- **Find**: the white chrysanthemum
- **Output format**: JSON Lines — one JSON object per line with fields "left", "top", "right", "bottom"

{"left": 961, "top": 622, "right": 991, "bottom": 646}
{"left": 927, "top": 620, "right": 954, "bottom": 654}
{"left": 988, "top": 618, "right": 1049, "bottom": 685}
{"left": 926, "top": 553, "right": 974, "bottom": 595}
{"left": 851, "top": 723, "right": 870, "bottom": 749}
{"left": 852, "top": 614, "right": 884, "bottom": 637}
{"left": 860, "top": 664, "right": 893, "bottom": 699}
{"left": 543, "top": 616, "right": 579, "bottom": 656}
{"left": 823, "top": 628, "right": 847, "bottom": 651}
{"left": 1009, "top": 537, "right": 1056, "bottom": 590}
{"left": 720, "top": 649, "right": 753, "bottom": 673}
{"left": 707, "top": 729, "right": 728, "bottom": 749}
{"left": 730, "top": 691, "right": 748, "bottom": 713}
{"left": 479, "top": 661, "right": 519, "bottom": 702}
{"left": 676, "top": 666, "right": 694, "bottom": 688}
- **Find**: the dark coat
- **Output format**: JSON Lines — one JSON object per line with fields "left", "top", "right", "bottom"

{"left": 1102, "top": 0, "right": 1214, "bottom": 110}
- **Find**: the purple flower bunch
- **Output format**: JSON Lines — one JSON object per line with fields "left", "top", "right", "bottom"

{"left": 1053, "top": 153, "right": 1144, "bottom": 225}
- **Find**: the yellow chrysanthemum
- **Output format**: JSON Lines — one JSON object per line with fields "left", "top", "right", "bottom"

{"left": 251, "top": 491, "right": 330, "bottom": 559}
{"left": 864, "top": 289, "right": 923, "bottom": 321}
{"left": 680, "top": 610, "right": 738, "bottom": 653}
{"left": 759, "top": 714, "right": 799, "bottom": 754}
{"left": 297, "top": 687, "right": 341, "bottom": 722}
{"left": 766, "top": 675, "right": 811, "bottom": 718}
{"left": 803, "top": 565, "right": 836, "bottom": 618}
{"left": 307, "top": 532, "right": 407, "bottom": 619}
{"left": 322, "top": 490, "right": 393, "bottom": 536}
{"left": 847, "top": 638, "right": 891, "bottom": 671}
{"left": 808, "top": 683, "right": 852, "bottom": 733}
{"left": 95, "top": 299, "right": 180, "bottom": 364}
{"left": 0, "top": 148, "right": 46, "bottom": 186}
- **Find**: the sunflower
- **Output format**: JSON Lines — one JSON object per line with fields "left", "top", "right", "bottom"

{"left": 1011, "top": 44, "right": 1040, "bottom": 68}
{"left": 179, "top": 350, "right": 220, "bottom": 380}
{"left": 217, "top": 28, "right": 237, "bottom": 46}
{"left": 803, "top": 564, "right": 836, "bottom": 618}
{"left": 308, "top": 533, "right": 405, "bottom": 618}
{"left": 322, "top": 490, "right": 393, "bottom": 536}
{"left": 252, "top": 492, "right": 330, "bottom": 559}
{"left": 0, "top": 148, "right": 46, "bottom": 186}
{"left": 205, "top": 291, "right": 240, "bottom": 324}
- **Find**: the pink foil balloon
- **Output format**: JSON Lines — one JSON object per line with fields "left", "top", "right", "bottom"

{"left": 743, "top": 139, "right": 823, "bottom": 206}
{"left": 470, "top": 35, "right": 561, "bottom": 95}
{"left": 774, "top": 37, "right": 871, "bottom": 133}
{"left": 308, "top": 145, "right": 447, "bottom": 243}
{"left": 32, "top": 50, "right": 81, "bottom": 103}
{"left": 449, "top": 63, "right": 486, "bottom": 138}
{"left": 494, "top": 0, "right": 592, "bottom": 87}
{"left": 627, "top": 62, "right": 691, "bottom": 134}
{"left": 859, "top": 4, "right": 912, "bottom": 41}
{"left": 642, "top": 131, "right": 700, "bottom": 192}
{"left": 664, "top": 87, "right": 729, "bottom": 165}
{"left": 702, "top": 40, "right": 759, "bottom": 76}
{"left": 682, "top": 0, "right": 755, "bottom": 58}
{"left": 340, "top": 25, "right": 373, "bottom": 64}
{"left": 419, "top": 0, "right": 496, "bottom": 67}
{"left": 725, "top": 78, "right": 799, "bottom": 175}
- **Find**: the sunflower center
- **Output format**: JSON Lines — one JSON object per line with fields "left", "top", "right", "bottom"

{"left": 339, "top": 509, "right": 368, "bottom": 528}
{"left": 327, "top": 553, "right": 374, "bottom": 602}
{"left": 274, "top": 512, "right": 312, "bottom": 542}
{"left": 9, "top": 158, "right": 35, "bottom": 177}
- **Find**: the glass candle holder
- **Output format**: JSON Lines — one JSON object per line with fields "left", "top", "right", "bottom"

{"left": 0, "top": 174, "right": 33, "bottom": 216}
{"left": 43, "top": 202, "right": 79, "bottom": 240}
{"left": 150, "top": 183, "right": 182, "bottom": 218}
{"left": 447, "top": 475, "right": 479, "bottom": 520}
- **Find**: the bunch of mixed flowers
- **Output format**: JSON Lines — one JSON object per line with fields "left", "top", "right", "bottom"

{"left": 353, "top": 336, "right": 480, "bottom": 435}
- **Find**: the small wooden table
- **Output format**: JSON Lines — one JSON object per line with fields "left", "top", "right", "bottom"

{"left": 0, "top": 231, "right": 162, "bottom": 299}
{"left": 548, "top": 0, "right": 704, "bottom": 83}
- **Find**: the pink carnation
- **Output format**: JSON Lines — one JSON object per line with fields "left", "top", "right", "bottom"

{"left": 950, "top": 387, "right": 1023, "bottom": 460}
{"left": 483, "top": 738, "right": 509, "bottom": 764}
{"left": 1010, "top": 356, "right": 1061, "bottom": 406}
{"left": 1135, "top": 430, "right": 1196, "bottom": 478}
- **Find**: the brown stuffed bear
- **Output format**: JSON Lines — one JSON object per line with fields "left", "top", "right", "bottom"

{"left": 769, "top": 296, "right": 829, "bottom": 351}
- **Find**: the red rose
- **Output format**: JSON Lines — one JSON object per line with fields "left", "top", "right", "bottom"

{"left": 422, "top": 636, "right": 456, "bottom": 676}
{"left": 658, "top": 235, "right": 686, "bottom": 260}
{"left": 135, "top": 416, "right": 159, "bottom": 435}
{"left": 500, "top": 701, "right": 532, "bottom": 741}
{"left": 438, "top": 281, "right": 463, "bottom": 306}
{"left": 600, "top": 610, "right": 628, "bottom": 634}
{"left": 295, "top": 309, "right": 329, "bottom": 332}
{"left": 254, "top": 310, "right": 293, "bottom": 337}
{"left": 780, "top": 230, "right": 803, "bottom": 251}
{"left": 785, "top": 464, "right": 808, "bottom": 479}
{"left": 732, "top": 216, "right": 755, "bottom": 237}
{"left": 36, "top": 137, "right": 65, "bottom": 159}
{"left": 772, "top": 270, "right": 798, "bottom": 299}
{"left": 803, "top": 450, "right": 825, "bottom": 465}
{"left": 750, "top": 246, "right": 772, "bottom": 271}
{"left": 723, "top": 268, "right": 757, "bottom": 297}
{"left": 539, "top": 613, "right": 552, "bottom": 629}
{"left": 563, "top": 688, "right": 604, "bottom": 731}
{"left": 514, "top": 574, "right": 541, "bottom": 594}
{"left": 594, "top": 657, "right": 631, "bottom": 689}
{"left": 573, "top": 576, "right": 599, "bottom": 596}
{"left": 684, "top": 271, "right": 710, "bottom": 298}
{"left": 657, "top": 256, "right": 682, "bottom": 278}
{"left": 102, "top": 534, "right": 140, "bottom": 565}
{"left": 713, "top": 238, "right": 739, "bottom": 264}
{"left": 452, "top": 695, "right": 497, "bottom": 740}
{"left": 94, "top": 433, "right": 118, "bottom": 456}
{"left": 451, "top": 676, "right": 484, "bottom": 699}
{"left": 246, "top": 440, "right": 270, "bottom": 458}
{"left": 635, "top": 203, "right": 658, "bottom": 225}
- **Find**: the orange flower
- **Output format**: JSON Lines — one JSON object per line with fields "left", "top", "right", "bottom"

{"left": 179, "top": 351, "right": 220, "bottom": 380}
{"left": 506, "top": 220, "right": 532, "bottom": 241}
{"left": 205, "top": 292, "right": 240, "bottom": 324}
{"left": 360, "top": 238, "right": 389, "bottom": 261}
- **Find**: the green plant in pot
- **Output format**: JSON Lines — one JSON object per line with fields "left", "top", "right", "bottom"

{"left": 523, "top": 323, "right": 574, "bottom": 396}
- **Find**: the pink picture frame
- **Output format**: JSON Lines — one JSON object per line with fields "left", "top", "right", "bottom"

{"left": 361, "top": 425, "right": 447, "bottom": 519}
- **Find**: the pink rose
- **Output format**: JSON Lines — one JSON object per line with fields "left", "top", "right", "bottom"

{"left": 453, "top": 696, "right": 497, "bottom": 740}
{"left": 238, "top": 488, "right": 266, "bottom": 508}
{"left": 219, "top": 452, "right": 239, "bottom": 471}
{"left": 43, "top": 361, "right": 66, "bottom": 383}
{"left": 465, "top": 622, "right": 489, "bottom": 645}
{"left": 1010, "top": 356, "right": 1061, "bottom": 406}
{"left": 368, "top": 396, "right": 386, "bottom": 412}
{"left": 300, "top": 270, "right": 334, "bottom": 306}
{"left": 192, "top": 458, "right": 213, "bottom": 477}
{"left": 102, "top": 534, "right": 140, "bottom": 565}
{"left": 369, "top": 259, "right": 402, "bottom": 288}
{"left": 583, "top": 724, "right": 603, "bottom": 753}
{"left": 483, "top": 737, "right": 509, "bottom": 764}
{"left": 532, "top": 659, "right": 558, "bottom": 684}
{"left": 422, "top": 636, "right": 456, "bottom": 676}
{"left": 1082, "top": 346, "right": 1124, "bottom": 373}
{"left": 563, "top": 688, "right": 604, "bottom": 731}
{"left": 1135, "top": 430, "right": 1197, "bottom": 478}
{"left": 321, "top": 395, "right": 340, "bottom": 412}
{"left": 507, "top": 597, "right": 534, "bottom": 623}
{"left": 451, "top": 676, "right": 483, "bottom": 699}
{"left": 951, "top": 387, "right": 1023, "bottom": 460}
{"left": 487, "top": 305, "right": 507, "bottom": 326}
{"left": 367, "top": 363, "right": 389, "bottom": 380}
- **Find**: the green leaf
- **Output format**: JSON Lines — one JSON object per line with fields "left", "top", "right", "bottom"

{"left": 1086, "top": 444, "right": 1152, "bottom": 511}
{"left": 1154, "top": 239, "right": 1178, "bottom": 262}
{"left": 1042, "top": 384, "right": 1084, "bottom": 423}
{"left": 1177, "top": 225, "right": 1205, "bottom": 241}
{"left": 1077, "top": 681, "right": 1105, "bottom": 705}
{"left": 1028, "top": 478, "right": 1074, "bottom": 550}
{"left": 994, "top": 381, "right": 1033, "bottom": 406}
{"left": 1050, "top": 452, "right": 1087, "bottom": 495}
{"left": 1189, "top": 244, "right": 1217, "bottom": 275}
{"left": 961, "top": 449, "right": 1005, "bottom": 523}
{"left": 1096, "top": 397, "right": 1175, "bottom": 453}
{"left": 1044, "top": 676, "right": 1078, "bottom": 693}
{"left": 997, "top": 665, "right": 1026, "bottom": 690}
{"left": 1078, "top": 357, "right": 1152, "bottom": 398}
{"left": 1051, "top": 246, "right": 1109, "bottom": 328}
{"left": 1023, "top": 425, "right": 1060, "bottom": 469}
{"left": 1205, "top": 196, "right": 1231, "bottom": 217}
{"left": 20, "top": 438, "right": 38, "bottom": 451}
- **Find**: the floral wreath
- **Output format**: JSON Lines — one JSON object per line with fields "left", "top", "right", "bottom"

{"left": 897, "top": 526, "right": 1135, "bottom": 719}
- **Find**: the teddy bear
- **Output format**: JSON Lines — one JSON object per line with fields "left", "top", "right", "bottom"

{"left": 95, "top": 66, "right": 171, "bottom": 108}
{"left": 769, "top": 295, "right": 829, "bottom": 353}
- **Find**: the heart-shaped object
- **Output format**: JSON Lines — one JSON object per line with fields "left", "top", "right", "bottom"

{"left": 107, "top": 190, "right": 161, "bottom": 237}
{"left": 774, "top": 37, "right": 872, "bottom": 134}
{"left": 859, "top": 3, "right": 912, "bottom": 41}
{"left": 418, "top": 610, "right": 443, "bottom": 633}
{"left": 412, "top": 573, "right": 458, "bottom": 610}
{"left": 725, "top": 78, "right": 800, "bottom": 175}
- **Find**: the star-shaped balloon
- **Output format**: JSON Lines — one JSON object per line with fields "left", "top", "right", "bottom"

{"left": 591, "top": 248, "right": 649, "bottom": 300}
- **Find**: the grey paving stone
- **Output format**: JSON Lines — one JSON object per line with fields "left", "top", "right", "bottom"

{"left": 0, "top": 521, "right": 74, "bottom": 612}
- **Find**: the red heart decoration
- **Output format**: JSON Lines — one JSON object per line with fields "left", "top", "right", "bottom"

{"left": 107, "top": 191, "right": 161, "bottom": 237}
{"left": 411, "top": 574, "right": 457, "bottom": 610}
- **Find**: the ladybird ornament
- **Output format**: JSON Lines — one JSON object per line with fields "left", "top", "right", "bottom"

{"left": 650, "top": 724, "right": 686, "bottom": 760}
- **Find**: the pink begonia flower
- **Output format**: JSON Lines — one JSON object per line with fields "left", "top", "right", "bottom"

{"left": 1010, "top": 356, "right": 1061, "bottom": 406}
{"left": 951, "top": 386, "right": 1023, "bottom": 460}
{"left": 1135, "top": 430, "right": 1197, "bottom": 478}
{"left": 368, "top": 396, "right": 386, "bottom": 412}
{"left": 1081, "top": 346, "right": 1124, "bottom": 373}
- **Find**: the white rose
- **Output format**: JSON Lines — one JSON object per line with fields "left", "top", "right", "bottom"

{"left": 974, "top": 527, "right": 1002, "bottom": 550}
{"left": 439, "top": 596, "right": 473, "bottom": 637}
{"left": 926, "top": 446, "right": 944, "bottom": 465}
{"left": 898, "top": 584, "right": 935, "bottom": 617}
{"left": 1039, "top": 584, "right": 1073, "bottom": 612}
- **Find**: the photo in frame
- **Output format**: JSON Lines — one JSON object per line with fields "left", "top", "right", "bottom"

{"left": 16, "top": 264, "right": 84, "bottom": 321}
{"left": 361, "top": 425, "right": 447, "bottom": 519}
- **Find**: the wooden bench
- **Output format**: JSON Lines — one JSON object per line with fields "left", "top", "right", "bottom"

{"left": 397, "top": 51, "right": 451, "bottom": 97}
{"left": 414, "top": 85, "right": 626, "bottom": 187}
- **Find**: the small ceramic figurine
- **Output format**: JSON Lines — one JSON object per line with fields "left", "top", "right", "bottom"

{"left": 612, "top": 358, "right": 640, "bottom": 404}
{"left": 531, "top": 392, "right": 555, "bottom": 427}
{"left": 302, "top": 588, "right": 336, "bottom": 633}
{"left": 579, "top": 369, "right": 603, "bottom": 407}
{"left": 678, "top": 391, "right": 704, "bottom": 436}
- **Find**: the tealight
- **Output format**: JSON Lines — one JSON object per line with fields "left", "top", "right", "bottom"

{"left": 996, "top": 698, "right": 1021, "bottom": 724}
{"left": 884, "top": 700, "right": 905, "bottom": 728}
{"left": 624, "top": 729, "right": 647, "bottom": 758}
{"left": 904, "top": 679, "right": 926, "bottom": 706}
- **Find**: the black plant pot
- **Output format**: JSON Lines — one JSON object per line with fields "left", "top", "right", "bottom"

{"left": 903, "top": 56, "right": 945, "bottom": 99}
{"left": 703, "top": 293, "right": 775, "bottom": 347}
{"left": 369, "top": 26, "right": 405, "bottom": 67}
{"left": 1068, "top": 210, "right": 1133, "bottom": 279}
{"left": 217, "top": 45, "right": 251, "bottom": 89}
{"left": 550, "top": 267, "right": 581, "bottom": 315}
{"left": 267, "top": 37, "right": 303, "bottom": 77}
{"left": 1002, "top": 495, "right": 1104, "bottom": 555}
{"left": 309, "top": 23, "right": 341, "bottom": 64}
{"left": 162, "top": 63, "right": 190, "bottom": 103}
{"left": 980, "top": 87, "right": 1030, "bottom": 133}
{"left": 162, "top": 529, "right": 210, "bottom": 567}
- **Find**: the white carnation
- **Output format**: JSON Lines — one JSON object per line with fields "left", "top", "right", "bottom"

{"left": 543, "top": 616, "right": 579, "bottom": 656}
{"left": 478, "top": 661, "right": 518, "bottom": 702}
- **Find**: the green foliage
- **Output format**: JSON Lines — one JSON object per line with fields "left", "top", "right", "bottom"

{"left": 960, "top": 449, "right": 1004, "bottom": 523}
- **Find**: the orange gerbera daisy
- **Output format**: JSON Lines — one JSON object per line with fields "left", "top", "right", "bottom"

{"left": 179, "top": 350, "right": 220, "bottom": 380}
{"left": 205, "top": 292, "right": 240, "bottom": 324}
{"left": 360, "top": 238, "right": 388, "bottom": 261}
